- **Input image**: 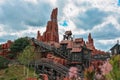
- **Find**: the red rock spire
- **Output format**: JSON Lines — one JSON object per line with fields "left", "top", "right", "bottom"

{"left": 88, "top": 33, "right": 93, "bottom": 43}
{"left": 51, "top": 8, "right": 58, "bottom": 22}
{"left": 37, "top": 8, "right": 59, "bottom": 42}
{"left": 37, "top": 31, "right": 42, "bottom": 41}
{"left": 86, "top": 33, "right": 95, "bottom": 50}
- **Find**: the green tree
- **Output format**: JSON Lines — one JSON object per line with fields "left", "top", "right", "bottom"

{"left": 106, "top": 55, "right": 120, "bottom": 80}
{"left": 18, "top": 45, "right": 35, "bottom": 65}
{"left": 18, "top": 45, "right": 35, "bottom": 77}
{"left": 0, "top": 56, "right": 10, "bottom": 69}
{"left": 10, "top": 37, "right": 30, "bottom": 53}
{"left": 9, "top": 37, "right": 30, "bottom": 58}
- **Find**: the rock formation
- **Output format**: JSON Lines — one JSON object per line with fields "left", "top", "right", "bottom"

{"left": 86, "top": 33, "right": 95, "bottom": 52}
{"left": 0, "top": 40, "right": 13, "bottom": 56}
{"left": 86, "top": 33, "right": 106, "bottom": 55}
{"left": 36, "top": 8, "right": 106, "bottom": 55}
{"left": 37, "top": 8, "right": 59, "bottom": 43}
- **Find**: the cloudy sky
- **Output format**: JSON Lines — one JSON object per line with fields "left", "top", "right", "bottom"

{"left": 0, "top": 0, "right": 120, "bottom": 51}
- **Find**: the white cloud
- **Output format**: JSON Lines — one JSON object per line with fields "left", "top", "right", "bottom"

{"left": 91, "top": 15, "right": 120, "bottom": 33}
{"left": 95, "top": 37, "right": 120, "bottom": 51}
{"left": 24, "top": 0, "right": 38, "bottom": 4}
{"left": 72, "top": 0, "right": 120, "bottom": 13}
{"left": 63, "top": 3, "right": 79, "bottom": 18}
{"left": 0, "top": 24, "right": 7, "bottom": 37}
{"left": 97, "top": 37, "right": 120, "bottom": 45}
{"left": 87, "top": 0, "right": 119, "bottom": 11}
{"left": 58, "top": 0, "right": 120, "bottom": 51}
{"left": 106, "top": 16, "right": 120, "bottom": 30}
{"left": 0, "top": 0, "right": 120, "bottom": 51}
{"left": 10, "top": 26, "right": 46, "bottom": 38}
{"left": 0, "top": 0, "right": 5, "bottom": 4}
{"left": 48, "top": 0, "right": 57, "bottom": 7}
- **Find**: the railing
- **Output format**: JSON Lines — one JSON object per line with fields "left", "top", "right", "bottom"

{"left": 32, "top": 38, "right": 68, "bottom": 60}
{"left": 35, "top": 58, "right": 69, "bottom": 75}
{"left": 34, "top": 58, "right": 82, "bottom": 78}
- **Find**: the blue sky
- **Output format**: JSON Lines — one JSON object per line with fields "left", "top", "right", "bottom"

{"left": 0, "top": 0, "right": 120, "bottom": 51}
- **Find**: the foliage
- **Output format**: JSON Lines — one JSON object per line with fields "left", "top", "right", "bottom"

{"left": 17, "top": 45, "right": 36, "bottom": 80}
{"left": 9, "top": 37, "right": 30, "bottom": 58}
{"left": 85, "top": 69, "right": 95, "bottom": 80}
{"left": 0, "top": 44, "right": 2, "bottom": 49}
{"left": 0, "top": 64, "right": 38, "bottom": 80}
{"left": 18, "top": 45, "right": 35, "bottom": 65}
{"left": 0, "top": 56, "right": 10, "bottom": 69}
{"left": 10, "top": 37, "right": 30, "bottom": 53}
{"left": 6, "top": 53, "right": 16, "bottom": 59}
{"left": 105, "top": 55, "right": 120, "bottom": 80}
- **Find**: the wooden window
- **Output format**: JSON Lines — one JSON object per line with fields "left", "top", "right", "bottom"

{"left": 72, "top": 53, "right": 81, "bottom": 61}
{"left": 84, "top": 50, "right": 88, "bottom": 54}
{"left": 62, "top": 44, "right": 67, "bottom": 50}
{"left": 114, "top": 49, "right": 117, "bottom": 54}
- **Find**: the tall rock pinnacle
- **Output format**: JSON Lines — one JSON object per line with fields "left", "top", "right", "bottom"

{"left": 37, "top": 8, "right": 59, "bottom": 42}
{"left": 51, "top": 8, "right": 58, "bottom": 22}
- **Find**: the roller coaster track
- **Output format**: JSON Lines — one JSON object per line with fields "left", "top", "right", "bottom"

{"left": 35, "top": 58, "right": 69, "bottom": 74}
{"left": 28, "top": 38, "right": 84, "bottom": 79}
{"left": 31, "top": 38, "right": 69, "bottom": 60}
{"left": 34, "top": 58, "right": 69, "bottom": 80}
{"left": 34, "top": 58, "right": 82, "bottom": 80}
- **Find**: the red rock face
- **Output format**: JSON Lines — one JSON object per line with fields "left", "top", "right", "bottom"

{"left": 1, "top": 40, "right": 12, "bottom": 49}
{"left": 36, "top": 8, "right": 105, "bottom": 56}
{"left": 85, "top": 33, "right": 108, "bottom": 72}
{"left": 86, "top": 33, "right": 106, "bottom": 55}
{"left": 37, "top": 31, "right": 42, "bottom": 41}
{"left": 37, "top": 8, "right": 59, "bottom": 43}
{"left": 51, "top": 8, "right": 58, "bottom": 22}
{"left": 0, "top": 40, "right": 13, "bottom": 56}
{"left": 86, "top": 33, "right": 95, "bottom": 51}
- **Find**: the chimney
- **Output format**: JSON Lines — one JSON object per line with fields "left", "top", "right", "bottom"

{"left": 117, "top": 40, "right": 119, "bottom": 44}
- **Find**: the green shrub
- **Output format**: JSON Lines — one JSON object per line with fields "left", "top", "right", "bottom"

{"left": 0, "top": 77, "right": 5, "bottom": 80}
{"left": 10, "top": 77, "right": 17, "bottom": 80}
{"left": 5, "top": 69, "right": 9, "bottom": 73}
{"left": 0, "top": 56, "right": 9, "bottom": 69}
{"left": 106, "top": 55, "right": 120, "bottom": 80}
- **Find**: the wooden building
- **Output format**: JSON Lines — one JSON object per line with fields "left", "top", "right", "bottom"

{"left": 110, "top": 41, "right": 120, "bottom": 55}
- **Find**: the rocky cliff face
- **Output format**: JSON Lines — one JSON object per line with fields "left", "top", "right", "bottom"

{"left": 37, "top": 8, "right": 59, "bottom": 43}
{"left": 86, "top": 33, "right": 95, "bottom": 51}
{"left": 0, "top": 40, "right": 13, "bottom": 56}
{"left": 86, "top": 33, "right": 106, "bottom": 55}
{"left": 37, "top": 8, "right": 105, "bottom": 55}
